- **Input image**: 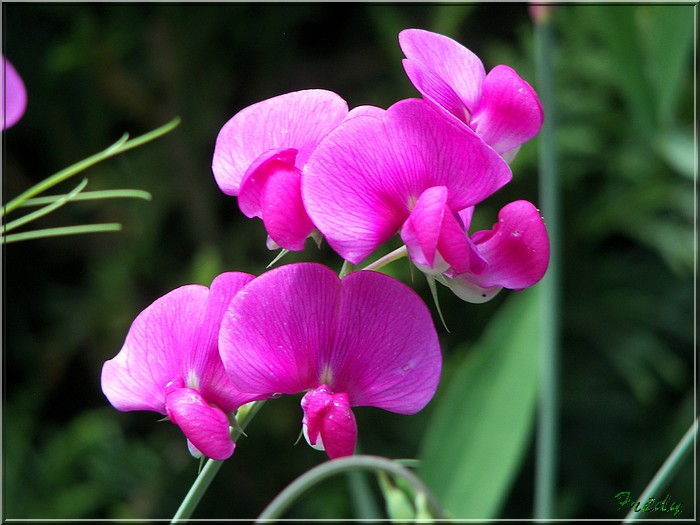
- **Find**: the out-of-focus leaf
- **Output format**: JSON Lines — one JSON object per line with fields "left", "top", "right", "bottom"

{"left": 640, "top": 5, "right": 694, "bottom": 128}
{"left": 594, "top": 5, "right": 656, "bottom": 131}
{"left": 655, "top": 129, "right": 695, "bottom": 180}
{"left": 418, "top": 286, "right": 541, "bottom": 518}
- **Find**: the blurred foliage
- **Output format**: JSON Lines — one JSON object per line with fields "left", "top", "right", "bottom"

{"left": 2, "top": 3, "right": 695, "bottom": 521}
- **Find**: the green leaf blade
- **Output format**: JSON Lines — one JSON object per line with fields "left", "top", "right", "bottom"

{"left": 418, "top": 286, "right": 542, "bottom": 519}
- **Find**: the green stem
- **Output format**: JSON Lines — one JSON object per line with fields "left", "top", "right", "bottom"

{"left": 2, "top": 117, "right": 180, "bottom": 216}
{"left": 256, "top": 455, "right": 445, "bottom": 522}
{"left": 361, "top": 245, "right": 408, "bottom": 272}
{"left": 2, "top": 178, "right": 88, "bottom": 233}
{"left": 2, "top": 223, "right": 122, "bottom": 244}
{"left": 171, "top": 400, "right": 266, "bottom": 524}
{"left": 623, "top": 418, "right": 697, "bottom": 523}
{"left": 534, "top": 13, "right": 560, "bottom": 521}
{"left": 19, "top": 188, "right": 152, "bottom": 206}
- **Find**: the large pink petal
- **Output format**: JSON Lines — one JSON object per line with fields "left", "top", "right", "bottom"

{"left": 193, "top": 272, "right": 263, "bottom": 413}
{"left": 101, "top": 285, "right": 210, "bottom": 414}
{"left": 1, "top": 55, "right": 27, "bottom": 131}
{"left": 212, "top": 89, "right": 348, "bottom": 196}
{"left": 330, "top": 269, "right": 442, "bottom": 414}
{"left": 401, "top": 59, "right": 470, "bottom": 124}
{"left": 219, "top": 263, "right": 339, "bottom": 395}
{"left": 469, "top": 65, "right": 544, "bottom": 157}
{"left": 398, "top": 29, "right": 485, "bottom": 114}
{"left": 303, "top": 98, "right": 511, "bottom": 265}
{"left": 102, "top": 273, "right": 258, "bottom": 415}
{"left": 165, "top": 386, "right": 235, "bottom": 461}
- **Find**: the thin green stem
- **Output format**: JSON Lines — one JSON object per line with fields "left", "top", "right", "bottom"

{"left": 361, "top": 245, "right": 408, "bottom": 272}
{"left": 2, "top": 117, "right": 179, "bottom": 216}
{"left": 171, "top": 400, "right": 266, "bottom": 524}
{"left": 19, "top": 188, "right": 152, "bottom": 207}
{"left": 255, "top": 455, "right": 445, "bottom": 522}
{"left": 2, "top": 223, "right": 122, "bottom": 244}
{"left": 2, "top": 178, "right": 88, "bottom": 233}
{"left": 623, "top": 418, "right": 697, "bottom": 523}
{"left": 534, "top": 13, "right": 560, "bottom": 521}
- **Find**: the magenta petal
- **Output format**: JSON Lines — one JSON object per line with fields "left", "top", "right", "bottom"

{"left": 165, "top": 387, "right": 235, "bottom": 461}
{"left": 260, "top": 164, "right": 315, "bottom": 251}
{"left": 399, "top": 29, "right": 485, "bottom": 114}
{"left": 195, "top": 272, "right": 263, "bottom": 413}
{"left": 220, "top": 263, "right": 340, "bottom": 395}
{"left": 470, "top": 65, "right": 544, "bottom": 157}
{"left": 101, "top": 285, "right": 210, "bottom": 414}
{"left": 1, "top": 56, "right": 27, "bottom": 131}
{"left": 301, "top": 386, "right": 357, "bottom": 459}
{"left": 212, "top": 89, "right": 348, "bottom": 196}
{"left": 303, "top": 98, "right": 512, "bottom": 264}
{"left": 401, "top": 59, "right": 470, "bottom": 124}
{"left": 101, "top": 272, "right": 258, "bottom": 416}
{"left": 237, "top": 148, "right": 297, "bottom": 218}
{"left": 467, "top": 200, "right": 550, "bottom": 289}
{"left": 331, "top": 269, "right": 442, "bottom": 414}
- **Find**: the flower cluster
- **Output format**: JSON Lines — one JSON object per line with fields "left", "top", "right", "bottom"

{"left": 102, "top": 29, "right": 549, "bottom": 462}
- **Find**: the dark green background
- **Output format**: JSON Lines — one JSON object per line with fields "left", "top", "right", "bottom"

{"left": 2, "top": 3, "right": 695, "bottom": 520}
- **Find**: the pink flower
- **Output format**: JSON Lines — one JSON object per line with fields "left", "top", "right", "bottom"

{"left": 399, "top": 28, "right": 543, "bottom": 162}
{"left": 302, "top": 97, "right": 512, "bottom": 268}
{"left": 218, "top": 263, "right": 441, "bottom": 459}
{"left": 212, "top": 89, "right": 348, "bottom": 251}
{"left": 439, "top": 200, "right": 550, "bottom": 303}
{"left": 101, "top": 272, "right": 266, "bottom": 461}
{"left": 1, "top": 55, "right": 27, "bottom": 131}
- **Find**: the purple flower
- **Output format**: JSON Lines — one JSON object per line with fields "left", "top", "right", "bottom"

{"left": 101, "top": 272, "right": 266, "bottom": 461}
{"left": 439, "top": 200, "right": 550, "bottom": 303}
{"left": 399, "top": 28, "right": 543, "bottom": 162}
{"left": 212, "top": 89, "right": 348, "bottom": 251}
{"left": 302, "top": 97, "right": 512, "bottom": 268}
{"left": 218, "top": 263, "right": 441, "bottom": 459}
{"left": 1, "top": 55, "right": 27, "bottom": 131}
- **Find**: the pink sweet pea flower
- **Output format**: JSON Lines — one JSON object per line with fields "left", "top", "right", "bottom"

{"left": 212, "top": 89, "right": 348, "bottom": 251}
{"left": 1, "top": 55, "right": 27, "bottom": 131}
{"left": 440, "top": 200, "right": 550, "bottom": 303}
{"left": 218, "top": 263, "right": 441, "bottom": 459}
{"left": 399, "top": 28, "right": 543, "bottom": 162}
{"left": 101, "top": 272, "right": 266, "bottom": 461}
{"left": 302, "top": 97, "right": 512, "bottom": 268}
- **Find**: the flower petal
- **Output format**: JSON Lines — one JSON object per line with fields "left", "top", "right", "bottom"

{"left": 101, "top": 285, "right": 210, "bottom": 414}
{"left": 1, "top": 55, "right": 27, "bottom": 131}
{"left": 212, "top": 89, "right": 348, "bottom": 196}
{"left": 330, "top": 269, "right": 442, "bottom": 414}
{"left": 220, "top": 263, "right": 340, "bottom": 395}
{"left": 470, "top": 65, "right": 544, "bottom": 157}
{"left": 399, "top": 29, "right": 485, "bottom": 115}
{"left": 303, "top": 98, "right": 511, "bottom": 265}
{"left": 219, "top": 263, "right": 442, "bottom": 416}
{"left": 260, "top": 163, "right": 316, "bottom": 251}
{"left": 237, "top": 148, "right": 297, "bottom": 219}
{"left": 102, "top": 272, "right": 257, "bottom": 415}
{"left": 301, "top": 386, "right": 357, "bottom": 459}
{"left": 165, "top": 387, "right": 235, "bottom": 461}
{"left": 459, "top": 200, "right": 550, "bottom": 290}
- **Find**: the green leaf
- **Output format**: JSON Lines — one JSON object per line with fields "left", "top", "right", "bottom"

{"left": 418, "top": 286, "right": 542, "bottom": 518}
{"left": 640, "top": 5, "right": 694, "bottom": 128}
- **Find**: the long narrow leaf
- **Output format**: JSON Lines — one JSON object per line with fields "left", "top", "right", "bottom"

{"left": 418, "top": 286, "right": 542, "bottom": 519}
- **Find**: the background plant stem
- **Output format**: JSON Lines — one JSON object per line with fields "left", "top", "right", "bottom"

{"left": 534, "top": 12, "right": 560, "bottom": 521}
